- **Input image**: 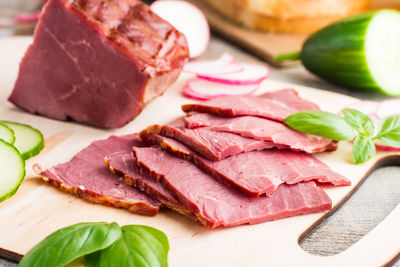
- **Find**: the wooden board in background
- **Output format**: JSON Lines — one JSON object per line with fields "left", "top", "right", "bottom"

{"left": 187, "top": 0, "right": 400, "bottom": 67}
{"left": 0, "top": 37, "right": 399, "bottom": 266}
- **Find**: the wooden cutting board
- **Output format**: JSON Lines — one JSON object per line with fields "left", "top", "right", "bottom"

{"left": 186, "top": 0, "right": 400, "bottom": 67}
{"left": 0, "top": 37, "right": 399, "bottom": 267}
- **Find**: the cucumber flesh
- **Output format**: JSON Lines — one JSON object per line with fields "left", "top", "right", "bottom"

{"left": 0, "top": 139, "right": 25, "bottom": 202}
{"left": 0, "top": 122, "right": 15, "bottom": 145}
{"left": 0, "top": 121, "right": 44, "bottom": 160}
{"left": 365, "top": 10, "right": 400, "bottom": 95}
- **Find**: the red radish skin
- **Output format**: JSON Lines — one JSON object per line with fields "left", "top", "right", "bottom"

{"left": 375, "top": 143, "right": 400, "bottom": 152}
{"left": 16, "top": 11, "right": 41, "bottom": 23}
{"left": 151, "top": 0, "right": 210, "bottom": 58}
{"left": 184, "top": 53, "right": 243, "bottom": 75}
{"left": 183, "top": 78, "right": 259, "bottom": 100}
{"left": 197, "top": 63, "right": 270, "bottom": 85}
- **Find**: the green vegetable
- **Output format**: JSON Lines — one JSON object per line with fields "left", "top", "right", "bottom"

{"left": 19, "top": 223, "right": 169, "bottom": 267}
{"left": 342, "top": 108, "right": 375, "bottom": 137}
{"left": 276, "top": 10, "right": 400, "bottom": 95}
{"left": 374, "top": 114, "right": 400, "bottom": 147}
{"left": 86, "top": 225, "right": 169, "bottom": 267}
{"left": 19, "top": 222, "right": 121, "bottom": 267}
{"left": 1, "top": 121, "right": 44, "bottom": 160}
{"left": 0, "top": 139, "right": 25, "bottom": 202}
{"left": 284, "top": 110, "right": 400, "bottom": 164}
{"left": 284, "top": 110, "right": 356, "bottom": 141}
{"left": 0, "top": 122, "right": 15, "bottom": 145}
{"left": 352, "top": 135, "right": 375, "bottom": 164}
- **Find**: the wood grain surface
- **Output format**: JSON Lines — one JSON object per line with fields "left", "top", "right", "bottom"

{"left": 0, "top": 37, "right": 399, "bottom": 267}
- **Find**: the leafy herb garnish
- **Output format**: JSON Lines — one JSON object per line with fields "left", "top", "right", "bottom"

{"left": 19, "top": 222, "right": 169, "bottom": 267}
{"left": 86, "top": 225, "right": 169, "bottom": 267}
{"left": 284, "top": 109, "right": 400, "bottom": 164}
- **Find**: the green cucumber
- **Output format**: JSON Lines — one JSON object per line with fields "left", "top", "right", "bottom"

{"left": 0, "top": 139, "right": 25, "bottom": 202}
{"left": 1, "top": 121, "right": 44, "bottom": 160}
{"left": 0, "top": 122, "right": 15, "bottom": 145}
{"left": 276, "top": 9, "right": 400, "bottom": 96}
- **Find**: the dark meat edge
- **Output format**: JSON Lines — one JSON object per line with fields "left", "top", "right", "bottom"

{"left": 133, "top": 146, "right": 332, "bottom": 228}
{"left": 181, "top": 89, "right": 320, "bottom": 121}
{"left": 104, "top": 154, "right": 198, "bottom": 221}
{"left": 33, "top": 164, "right": 160, "bottom": 216}
{"left": 139, "top": 121, "right": 287, "bottom": 161}
{"left": 183, "top": 112, "right": 339, "bottom": 153}
{"left": 143, "top": 134, "right": 350, "bottom": 197}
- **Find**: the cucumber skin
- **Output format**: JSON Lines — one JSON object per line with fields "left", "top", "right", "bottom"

{"left": 0, "top": 139, "right": 25, "bottom": 203}
{"left": 301, "top": 11, "right": 383, "bottom": 93}
{"left": 0, "top": 122, "right": 15, "bottom": 145}
{"left": 0, "top": 121, "right": 44, "bottom": 160}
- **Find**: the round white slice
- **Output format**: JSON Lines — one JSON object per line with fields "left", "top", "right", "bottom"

{"left": 0, "top": 122, "right": 15, "bottom": 144}
{"left": 365, "top": 10, "right": 400, "bottom": 95}
{"left": 151, "top": 0, "right": 210, "bottom": 58}
{"left": 0, "top": 140, "right": 25, "bottom": 202}
{"left": 1, "top": 121, "right": 44, "bottom": 160}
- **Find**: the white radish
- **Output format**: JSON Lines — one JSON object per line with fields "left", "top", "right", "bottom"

{"left": 197, "top": 63, "right": 269, "bottom": 85}
{"left": 182, "top": 78, "right": 258, "bottom": 100}
{"left": 344, "top": 100, "right": 380, "bottom": 119}
{"left": 376, "top": 99, "right": 400, "bottom": 119}
{"left": 151, "top": 0, "right": 210, "bottom": 58}
{"left": 184, "top": 53, "right": 242, "bottom": 75}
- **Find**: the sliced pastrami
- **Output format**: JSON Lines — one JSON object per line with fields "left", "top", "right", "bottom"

{"left": 182, "top": 89, "right": 319, "bottom": 122}
{"left": 35, "top": 134, "right": 161, "bottom": 215}
{"left": 9, "top": 0, "right": 188, "bottom": 128}
{"left": 184, "top": 112, "right": 337, "bottom": 153}
{"left": 105, "top": 151, "right": 195, "bottom": 219}
{"left": 149, "top": 134, "right": 350, "bottom": 197}
{"left": 133, "top": 146, "right": 332, "bottom": 228}
{"left": 140, "top": 119, "right": 287, "bottom": 160}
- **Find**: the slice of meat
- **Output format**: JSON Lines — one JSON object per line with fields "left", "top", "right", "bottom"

{"left": 133, "top": 146, "right": 332, "bottom": 228}
{"left": 140, "top": 119, "right": 288, "bottom": 160}
{"left": 182, "top": 89, "right": 319, "bottom": 122}
{"left": 9, "top": 0, "right": 188, "bottom": 128}
{"left": 184, "top": 112, "right": 337, "bottom": 153}
{"left": 35, "top": 134, "right": 161, "bottom": 215}
{"left": 149, "top": 134, "right": 350, "bottom": 197}
{"left": 105, "top": 151, "right": 196, "bottom": 220}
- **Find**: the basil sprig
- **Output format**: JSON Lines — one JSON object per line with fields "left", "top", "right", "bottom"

{"left": 19, "top": 222, "right": 169, "bottom": 267}
{"left": 284, "top": 109, "right": 400, "bottom": 164}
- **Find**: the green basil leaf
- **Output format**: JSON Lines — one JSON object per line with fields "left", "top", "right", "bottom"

{"left": 19, "top": 222, "right": 121, "bottom": 267}
{"left": 374, "top": 115, "right": 400, "bottom": 147}
{"left": 284, "top": 110, "right": 356, "bottom": 141}
{"left": 85, "top": 225, "right": 169, "bottom": 267}
{"left": 352, "top": 135, "right": 375, "bottom": 164}
{"left": 342, "top": 108, "right": 375, "bottom": 137}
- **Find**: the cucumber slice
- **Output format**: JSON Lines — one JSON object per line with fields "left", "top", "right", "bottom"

{"left": 0, "top": 122, "right": 15, "bottom": 145}
{"left": 0, "top": 139, "right": 25, "bottom": 202}
{"left": 300, "top": 10, "right": 400, "bottom": 95}
{"left": 0, "top": 121, "right": 44, "bottom": 160}
{"left": 365, "top": 10, "right": 400, "bottom": 95}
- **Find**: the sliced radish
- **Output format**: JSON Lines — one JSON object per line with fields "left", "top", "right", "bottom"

{"left": 183, "top": 53, "right": 243, "bottom": 75}
{"left": 15, "top": 11, "right": 41, "bottom": 24}
{"left": 376, "top": 98, "right": 400, "bottom": 119}
{"left": 182, "top": 78, "right": 259, "bottom": 100}
{"left": 374, "top": 140, "right": 400, "bottom": 152}
{"left": 344, "top": 100, "right": 380, "bottom": 117}
{"left": 197, "top": 63, "right": 269, "bottom": 85}
{"left": 151, "top": 0, "right": 210, "bottom": 58}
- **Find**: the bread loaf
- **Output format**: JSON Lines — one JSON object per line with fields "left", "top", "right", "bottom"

{"left": 201, "top": 0, "right": 372, "bottom": 33}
